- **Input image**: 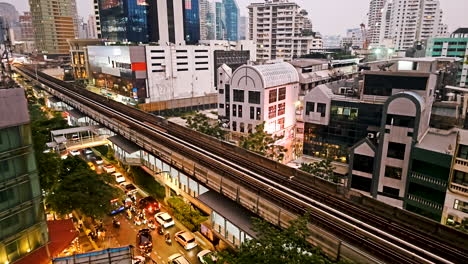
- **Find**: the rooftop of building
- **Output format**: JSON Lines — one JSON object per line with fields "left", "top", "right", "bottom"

{"left": 363, "top": 70, "right": 431, "bottom": 78}
{"left": 452, "top": 28, "right": 468, "bottom": 34}
{"left": 249, "top": 62, "right": 299, "bottom": 88}
{"left": 289, "top": 59, "right": 328, "bottom": 68}
{"left": 0, "top": 87, "right": 29, "bottom": 129}
{"left": 416, "top": 128, "right": 457, "bottom": 155}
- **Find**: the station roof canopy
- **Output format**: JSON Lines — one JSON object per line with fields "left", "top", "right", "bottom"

{"left": 48, "top": 96, "right": 60, "bottom": 104}
{"left": 53, "top": 136, "right": 67, "bottom": 144}
{"left": 108, "top": 135, "right": 140, "bottom": 154}
{"left": 68, "top": 109, "right": 85, "bottom": 119}
{"left": 51, "top": 125, "right": 101, "bottom": 136}
{"left": 197, "top": 191, "right": 256, "bottom": 237}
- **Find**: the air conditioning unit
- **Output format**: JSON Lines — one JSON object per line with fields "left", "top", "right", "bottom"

{"left": 367, "top": 133, "right": 375, "bottom": 139}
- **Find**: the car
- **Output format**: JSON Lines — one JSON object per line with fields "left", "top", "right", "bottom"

{"left": 113, "top": 173, "right": 126, "bottom": 184}
{"left": 168, "top": 253, "right": 191, "bottom": 264}
{"left": 103, "top": 165, "right": 115, "bottom": 173}
{"left": 136, "top": 229, "right": 152, "bottom": 254}
{"left": 109, "top": 198, "right": 125, "bottom": 216}
{"left": 124, "top": 183, "right": 137, "bottom": 194}
{"left": 94, "top": 156, "right": 104, "bottom": 165}
{"left": 197, "top": 249, "right": 218, "bottom": 264}
{"left": 69, "top": 149, "right": 80, "bottom": 156}
{"left": 71, "top": 134, "right": 79, "bottom": 141}
{"left": 132, "top": 256, "right": 145, "bottom": 264}
{"left": 155, "top": 212, "right": 175, "bottom": 228}
{"left": 174, "top": 231, "right": 197, "bottom": 250}
{"left": 87, "top": 162, "right": 96, "bottom": 171}
{"left": 138, "top": 196, "right": 160, "bottom": 215}
{"left": 83, "top": 148, "right": 93, "bottom": 155}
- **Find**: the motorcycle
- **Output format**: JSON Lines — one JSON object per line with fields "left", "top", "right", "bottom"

{"left": 165, "top": 232, "right": 172, "bottom": 245}
{"left": 157, "top": 225, "right": 164, "bottom": 235}
{"left": 112, "top": 218, "right": 120, "bottom": 228}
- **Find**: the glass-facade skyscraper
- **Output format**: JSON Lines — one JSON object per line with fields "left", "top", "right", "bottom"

{"left": 183, "top": 0, "right": 200, "bottom": 44}
{"left": 98, "top": 0, "right": 149, "bottom": 43}
{"left": 215, "top": 2, "right": 226, "bottom": 40}
{"left": 0, "top": 88, "right": 48, "bottom": 264}
{"left": 223, "top": 0, "right": 239, "bottom": 41}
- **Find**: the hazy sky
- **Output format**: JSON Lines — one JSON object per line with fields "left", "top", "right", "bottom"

{"left": 2, "top": 0, "right": 468, "bottom": 35}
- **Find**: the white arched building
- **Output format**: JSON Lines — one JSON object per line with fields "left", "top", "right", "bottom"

{"left": 217, "top": 62, "right": 299, "bottom": 139}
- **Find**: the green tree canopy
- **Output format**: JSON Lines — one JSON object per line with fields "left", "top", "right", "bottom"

{"left": 45, "top": 156, "right": 120, "bottom": 218}
{"left": 239, "top": 122, "right": 286, "bottom": 162}
{"left": 300, "top": 158, "right": 339, "bottom": 183}
{"left": 217, "top": 213, "right": 349, "bottom": 264}
{"left": 186, "top": 113, "right": 227, "bottom": 140}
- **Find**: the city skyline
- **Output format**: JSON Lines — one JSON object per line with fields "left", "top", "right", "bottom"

{"left": 2, "top": 0, "right": 467, "bottom": 35}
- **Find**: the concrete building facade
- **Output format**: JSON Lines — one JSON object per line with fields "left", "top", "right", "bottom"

{"left": 367, "top": 0, "right": 386, "bottom": 47}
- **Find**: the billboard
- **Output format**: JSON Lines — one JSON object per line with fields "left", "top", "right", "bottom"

{"left": 53, "top": 246, "right": 133, "bottom": 264}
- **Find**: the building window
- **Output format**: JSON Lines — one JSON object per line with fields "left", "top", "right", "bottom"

{"left": 233, "top": 89, "right": 245, "bottom": 102}
{"left": 256, "top": 107, "right": 261, "bottom": 120}
{"left": 269, "top": 89, "right": 277, "bottom": 103}
{"left": 453, "top": 170, "right": 468, "bottom": 185}
{"left": 386, "top": 114, "right": 415, "bottom": 128}
{"left": 240, "top": 122, "right": 245, "bottom": 133}
{"left": 387, "top": 142, "right": 405, "bottom": 160}
{"left": 385, "top": 166, "right": 402, "bottom": 179}
{"left": 219, "top": 89, "right": 224, "bottom": 94}
{"left": 353, "top": 154, "right": 374, "bottom": 174}
{"left": 305, "top": 102, "right": 315, "bottom": 115}
{"left": 382, "top": 186, "right": 400, "bottom": 198}
{"left": 220, "top": 104, "right": 224, "bottom": 109}
{"left": 268, "top": 105, "right": 277, "bottom": 119}
{"left": 317, "top": 103, "right": 326, "bottom": 117}
{"left": 238, "top": 105, "right": 243, "bottom": 118}
{"left": 330, "top": 106, "right": 358, "bottom": 120}
{"left": 250, "top": 107, "right": 255, "bottom": 119}
{"left": 233, "top": 104, "right": 237, "bottom": 117}
{"left": 277, "top": 103, "right": 285, "bottom": 116}
{"left": 232, "top": 121, "right": 237, "bottom": 131}
{"left": 453, "top": 199, "right": 468, "bottom": 213}
{"left": 248, "top": 124, "right": 253, "bottom": 133}
{"left": 278, "top": 87, "right": 286, "bottom": 101}
{"left": 278, "top": 118, "right": 285, "bottom": 130}
{"left": 351, "top": 175, "right": 372, "bottom": 192}
{"left": 457, "top": 144, "right": 468, "bottom": 160}
{"left": 248, "top": 91, "right": 261, "bottom": 104}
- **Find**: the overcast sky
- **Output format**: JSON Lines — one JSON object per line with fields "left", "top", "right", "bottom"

{"left": 2, "top": 0, "right": 468, "bottom": 35}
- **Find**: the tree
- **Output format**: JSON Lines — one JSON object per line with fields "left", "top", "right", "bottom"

{"left": 45, "top": 157, "right": 121, "bottom": 219}
{"left": 239, "top": 122, "right": 286, "bottom": 162}
{"left": 300, "top": 158, "right": 339, "bottom": 183}
{"left": 217, "top": 213, "right": 349, "bottom": 264}
{"left": 186, "top": 113, "right": 227, "bottom": 140}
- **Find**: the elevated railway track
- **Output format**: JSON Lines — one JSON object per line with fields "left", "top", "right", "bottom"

{"left": 16, "top": 65, "right": 468, "bottom": 264}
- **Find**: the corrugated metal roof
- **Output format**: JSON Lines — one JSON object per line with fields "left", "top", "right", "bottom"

{"left": 254, "top": 62, "right": 299, "bottom": 88}
{"left": 108, "top": 135, "right": 140, "bottom": 154}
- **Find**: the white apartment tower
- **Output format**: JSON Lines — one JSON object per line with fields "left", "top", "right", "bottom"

{"left": 248, "top": 0, "right": 321, "bottom": 62}
{"left": 367, "top": 0, "right": 386, "bottom": 47}
{"left": 379, "top": 0, "right": 447, "bottom": 51}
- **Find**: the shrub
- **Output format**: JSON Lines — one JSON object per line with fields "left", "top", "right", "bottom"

{"left": 128, "top": 166, "right": 165, "bottom": 199}
{"left": 167, "top": 196, "right": 207, "bottom": 232}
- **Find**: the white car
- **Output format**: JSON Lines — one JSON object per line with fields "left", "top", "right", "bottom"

{"left": 103, "top": 165, "right": 116, "bottom": 173}
{"left": 168, "top": 253, "right": 191, "bottom": 264}
{"left": 174, "top": 231, "right": 198, "bottom": 250}
{"left": 69, "top": 150, "right": 80, "bottom": 156}
{"left": 155, "top": 212, "right": 174, "bottom": 228}
{"left": 197, "top": 249, "right": 218, "bottom": 264}
{"left": 113, "top": 173, "right": 125, "bottom": 184}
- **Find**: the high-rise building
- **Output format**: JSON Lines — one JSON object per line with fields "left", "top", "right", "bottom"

{"left": 0, "top": 87, "right": 49, "bottom": 264}
{"left": 0, "top": 2, "right": 19, "bottom": 26}
{"left": 77, "top": 18, "right": 89, "bottom": 39}
{"left": 146, "top": 0, "right": 185, "bottom": 45}
{"left": 367, "top": 0, "right": 386, "bottom": 47}
{"left": 223, "top": 0, "right": 239, "bottom": 41}
{"left": 183, "top": 0, "right": 201, "bottom": 44}
{"left": 30, "top": 0, "right": 78, "bottom": 55}
{"left": 215, "top": 1, "right": 226, "bottom": 40}
{"left": 341, "top": 28, "right": 365, "bottom": 49}
{"left": 87, "top": 15, "right": 98, "bottom": 39}
{"left": 248, "top": 0, "right": 322, "bottom": 62}
{"left": 239, "top": 16, "right": 247, "bottom": 40}
{"left": 200, "top": 0, "right": 216, "bottom": 40}
{"left": 426, "top": 28, "right": 468, "bottom": 87}
{"left": 18, "top": 12, "right": 34, "bottom": 41}
{"left": 97, "top": 0, "right": 149, "bottom": 43}
{"left": 379, "top": 0, "right": 447, "bottom": 51}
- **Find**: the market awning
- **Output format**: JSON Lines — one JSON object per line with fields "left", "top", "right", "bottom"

{"left": 197, "top": 191, "right": 256, "bottom": 237}
{"left": 15, "top": 220, "right": 78, "bottom": 264}
{"left": 108, "top": 135, "right": 140, "bottom": 154}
